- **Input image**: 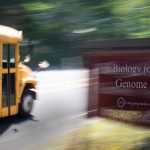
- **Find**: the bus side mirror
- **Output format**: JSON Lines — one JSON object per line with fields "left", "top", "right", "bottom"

{"left": 38, "top": 60, "right": 50, "bottom": 69}
{"left": 24, "top": 55, "right": 31, "bottom": 63}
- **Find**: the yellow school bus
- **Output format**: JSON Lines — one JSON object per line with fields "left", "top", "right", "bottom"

{"left": 0, "top": 25, "right": 37, "bottom": 118}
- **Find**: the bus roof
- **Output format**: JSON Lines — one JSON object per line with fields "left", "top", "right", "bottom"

{"left": 0, "top": 25, "right": 23, "bottom": 43}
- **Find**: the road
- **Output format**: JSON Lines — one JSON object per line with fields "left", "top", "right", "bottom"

{"left": 0, "top": 69, "right": 89, "bottom": 150}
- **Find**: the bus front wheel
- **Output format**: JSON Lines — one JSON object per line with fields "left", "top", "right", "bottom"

{"left": 19, "top": 89, "right": 34, "bottom": 116}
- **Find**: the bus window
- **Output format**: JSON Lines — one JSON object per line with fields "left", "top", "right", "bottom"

{"left": 2, "top": 73, "right": 16, "bottom": 107}
{"left": 3, "top": 44, "right": 15, "bottom": 68}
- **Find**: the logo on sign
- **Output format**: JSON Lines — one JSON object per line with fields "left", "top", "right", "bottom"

{"left": 117, "top": 97, "right": 126, "bottom": 108}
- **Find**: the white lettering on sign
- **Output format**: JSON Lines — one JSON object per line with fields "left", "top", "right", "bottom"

{"left": 112, "top": 64, "right": 141, "bottom": 74}
{"left": 116, "top": 79, "right": 148, "bottom": 89}
{"left": 110, "top": 63, "right": 150, "bottom": 89}
{"left": 116, "top": 97, "right": 150, "bottom": 108}
{"left": 144, "top": 66, "right": 150, "bottom": 73}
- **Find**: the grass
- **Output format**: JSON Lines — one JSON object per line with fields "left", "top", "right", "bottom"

{"left": 39, "top": 119, "right": 150, "bottom": 150}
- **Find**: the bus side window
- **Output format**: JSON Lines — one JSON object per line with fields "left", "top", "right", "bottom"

{"left": 3, "top": 44, "right": 15, "bottom": 68}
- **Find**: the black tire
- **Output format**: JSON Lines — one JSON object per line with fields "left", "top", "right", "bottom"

{"left": 19, "top": 89, "right": 34, "bottom": 116}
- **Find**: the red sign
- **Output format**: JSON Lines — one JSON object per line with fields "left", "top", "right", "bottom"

{"left": 84, "top": 51, "right": 150, "bottom": 116}
{"left": 99, "top": 61, "right": 150, "bottom": 111}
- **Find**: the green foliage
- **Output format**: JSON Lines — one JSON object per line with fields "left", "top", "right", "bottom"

{"left": 0, "top": 0, "right": 149, "bottom": 66}
{"left": 1, "top": 0, "right": 149, "bottom": 41}
{"left": 22, "top": 2, "right": 58, "bottom": 12}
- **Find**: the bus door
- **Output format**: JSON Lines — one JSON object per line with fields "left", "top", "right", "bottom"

{"left": 1, "top": 44, "right": 18, "bottom": 117}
